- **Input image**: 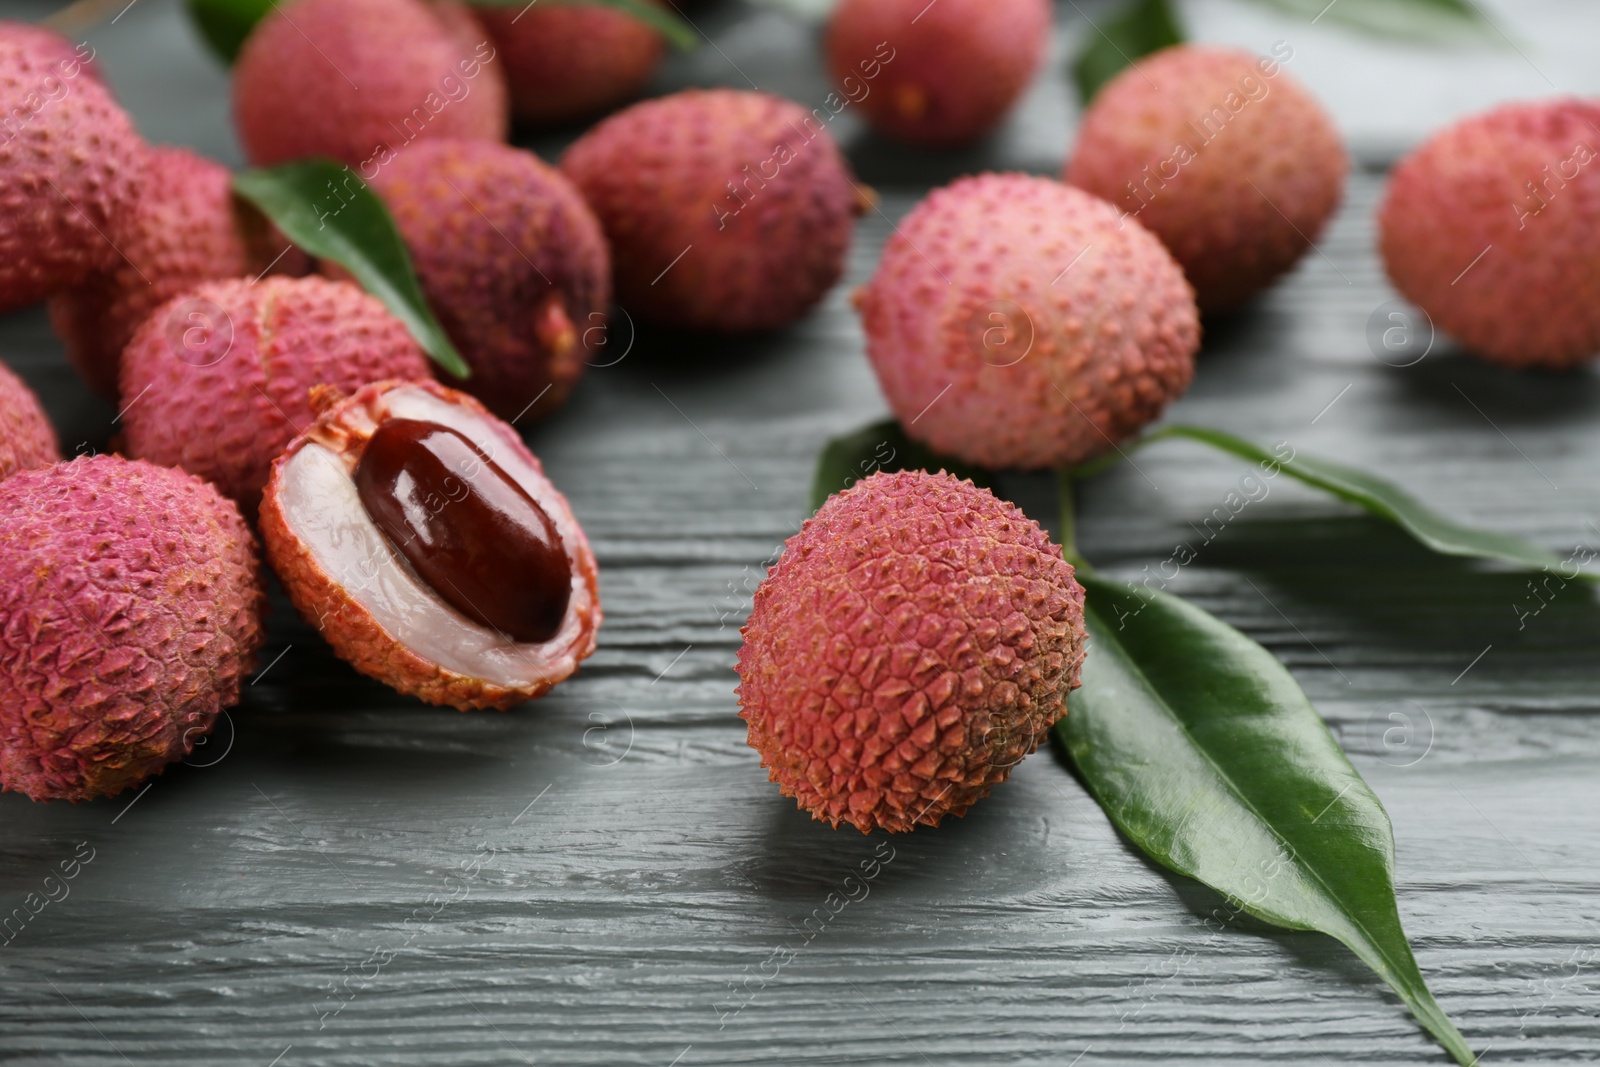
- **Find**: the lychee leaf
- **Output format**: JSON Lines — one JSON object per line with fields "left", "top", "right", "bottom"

{"left": 1070, "top": 0, "right": 1184, "bottom": 104}
{"left": 466, "top": 0, "right": 699, "bottom": 50}
{"left": 810, "top": 418, "right": 992, "bottom": 513}
{"left": 234, "top": 161, "right": 472, "bottom": 380}
{"left": 184, "top": 0, "right": 275, "bottom": 63}
{"left": 1059, "top": 569, "right": 1477, "bottom": 1066}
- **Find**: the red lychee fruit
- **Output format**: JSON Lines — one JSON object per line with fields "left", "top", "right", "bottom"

{"left": 0, "top": 360, "right": 58, "bottom": 479}
{"left": 346, "top": 139, "right": 609, "bottom": 422}
{"left": 825, "top": 0, "right": 1051, "bottom": 147}
{"left": 857, "top": 173, "right": 1199, "bottom": 470}
{"left": 0, "top": 22, "right": 100, "bottom": 83}
{"left": 475, "top": 0, "right": 665, "bottom": 126}
{"left": 0, "top": 455, "right": 265, "bottom": 801}
{"left": 1380, "top": 99, "right": 1600, "bottom": 370}
{"left": 560, "top": 89, "right": 867, "bottom": 332}
{"left": 259, "top": 379, "right": 601, "bottom": 710}
{"left": 1066, "top": 44, "right": 1346, "bottom": 312}
{"left": 737, "top": 469, "right": 1087, "bottom": 833}
{"left": 49, "top": 146, "right": 310, "bottom": 399}
{"left": 0, "top": 32, "right": 145, "bottom": 311}
{"left": 232, "top": 0, "right": 508, "bottom": 168}
{"left": 120, "top": 275, "right": 431, "bottom": 509}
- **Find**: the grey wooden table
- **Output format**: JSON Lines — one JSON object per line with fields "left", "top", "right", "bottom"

{"left": 2, "top": 1, "right": 1597, "bottom": 1064}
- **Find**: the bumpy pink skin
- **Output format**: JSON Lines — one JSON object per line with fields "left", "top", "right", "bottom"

{"left": 0, "top": 456, "right": 264, "bottom": 802}
{"left": 120, "top": 276, "right": 431, "bottom": 510}
{"left": 858, "top": 173, "right": 1199, "bottom": 470}
{"left": 561, "top": 89, "right": 863, "bottom": 332}
{"left": 232, "top": 0, "right": 508, "bottom": 168}
{"left": 1066, "top": 45, "right": 1346, "bottom": 312}
{"left": 352, "top": 140, "right": 610, "bottom": 422}
{"left": 50, "top": 146, "right": 309, "bottom": 398}
{"left": 826, "top": 0, "right": 1050, "bottom": 147}
{"left": 1380, "top": 99, "right": 1600, "bottom": 369}
{"left": 737, "top": 470, "right": 1086, "bottom": 833}
{"left": 258, "top": 379, "right": 602, "bottom": 711}
{"left": 0, "top": 360, "right": 59, "bottom": 480}
{"left": 0, "top": 34, "right": 145, "bottom": 311}
{"left": 0, "top": 22, "right": 101, "bottom": 83}
{"left": 475, "top": 1, "right": 664, "bottom": 126}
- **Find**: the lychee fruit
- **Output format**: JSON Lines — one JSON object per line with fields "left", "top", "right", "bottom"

{"left": 0, "top": 32, "right": 146, "bottom": 311}
{"left": 120, "top": 275, "right": 431, "bottom": 509}
{"left": 825, "top": 0, "right": 1051, "bottom": 147}
{"left": 0, "top": 455, "right": 265, "bottom": 801}
{"left": 232, "top": 0, "right": 508, "bottom": 168}
{"left": 1066, "top": 44, "right": 1346, "bottom": 312}
{"left": 857, "top": 173, "right": 1199, "bottom": 470}
{"left": 475, "top": 0, "right": 665, "bottom": 126}
{"left": 0, "top": 22, "right": 101, "bottom": 84}
{"left": 49, "top": 145, "right": 310, "bottom": 399}
{"left": 0, "top": 360, "right": 58, "bottom": 480}
{"left": 259, "top": 379, "right": 601, "bottom": 710}
{"left": 560, "top": 89, "right": 867, "bottom": 332}
{"left": 344, "top": 139, "right": 609, "bottom": 422}
{"left": 736, "top": 469, "right": 1086, "bottom": 833}
{"left": 1380, "top": 99, "right": 1600, "bottom": 370}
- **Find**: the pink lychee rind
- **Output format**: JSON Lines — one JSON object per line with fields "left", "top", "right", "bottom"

{"left": 857, "top": 172, "right": 1199, "bottom": 470}
{"left": 0, "top": 360, "right": 59, "bottom": 480}
{"left": 736, "top": 469, "right": 1087, "bottom": 833}
{"left": 1066, "top": 45, "right": 1347, "bottom": 312}
{"left": 1380, "top": 99, "right": 1600, "bottom": 369}
{"left": 825, "top": 0, "right": 1050, "bottom": 147}
{"left": 120, "top": 275, "right": 432, "bottom": 510}
{"left": 0, "top": 456, "right": 265, "bottom": 802}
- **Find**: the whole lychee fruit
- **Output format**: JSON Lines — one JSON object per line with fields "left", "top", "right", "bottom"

{"left": 0, "top": 360, "right": 58, "bottom": 479}
{"left": 0, "top": 33, "right": 145, "bottom": 311}
{"left": 0, "top": 455, "right": 265, "bottom": 801}
{"left": 475, "top": 0, "right": 665, "bottom": 126}
{"left": 259, "top": 379, "right": 601, "bottom": 710}
{"left": 561, "top": 89, "right": 867, "bottom": 332}
{"left": 1066, "top": 44, "right": 1346, "bottom": 312}
{"left": 120, "top": 275, "right": 431, "bottom": 509}
{"left": 345, "top": 140, "right": 609, "bottom": 422}
{"left": 857, "top": 173, "right": 1199, "bottom": 470}
{"left": 736, "top": 470, "right": 1086, "bottom": 833}
{"left": 49, "top": 146, "right": 310, "bottom": 399}
{"left": 232, "top": 0, "right": 508, "bottom": 168}
{"left": 1380, "top": 99, "right": 1600, "bottom": 369}
{"left": 825, "top": 0, "right": 1050, "bottom": 147}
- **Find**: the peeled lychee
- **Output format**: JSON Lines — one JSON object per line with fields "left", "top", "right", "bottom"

{"left": 0, "top": 360, "right": 58, "bottom": 479}
{"left": 0, "top": 32, "right": 145, "bottom": 311}
{"left": 737, "top": 469, "right": 1086, "bottom": 833}
{"left": 475, "top": 0, "right": 665, "bottom": 126}
{"left": 1380, "top": 99, "right": 1600, "bottom": 369}
{"left": 1066, "top": 45, "right": 1346, "bottom": 312}
{"left": 561, "top": 89, "right": 866, "bottom": 332}
{"left": 857, "top": 173, "right": 1199, "bottom": 470}
{"left": 349, "top": 139, "right": 609, "bottom": 422}
{"left": 120, "top": 276, "right": 431, "bottom": 509}
{"left": 825, "top": 0, "right": 1050, "bottom": 147}
{"left": 259, "top": 380, "right": 601, "bottom": 710}
{"left": 49, "top": 145, "right": 309, "bottom": 398}
{"left": 232, "top": 0, "right": 508, "bottom": 168}
{"left": 0, "top": 455, "right": 265, "bottom": 801}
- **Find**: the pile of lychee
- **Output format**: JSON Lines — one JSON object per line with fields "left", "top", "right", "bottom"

{"left": 0, "top": 6, "right": 1592, "bottom": 829}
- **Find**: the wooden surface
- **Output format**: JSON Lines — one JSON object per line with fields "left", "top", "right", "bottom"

{"left": 2, "top": 1, "right": 1599, "bottom": 1064}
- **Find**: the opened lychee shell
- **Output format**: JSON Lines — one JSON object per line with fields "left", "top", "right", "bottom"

{"left": 259, "top": 380, "right": 600, "bottom": 711}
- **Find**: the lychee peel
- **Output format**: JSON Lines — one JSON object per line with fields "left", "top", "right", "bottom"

{"left": 0, "top": 360, "right": 59, "bottom": 480}
{"left": 120, "top": 275, "right": 431, "bottom": 509}
{"left": 258, "top": 380, "right": 601, "bottom": 711}
{"left": 736, "top": 470, "right": 1087, "bottom": 833}
{"left": 0, "top": 456, "right": 265, "bottom": 801}
{"left": 858, "top": 173, "right": 1199, "bottom": 470}
{"left": 1380, "top": 99, "right": 1600, "bottom": 369}
{"left": 1066, "top": 45, "right": 1346, "bottom": 312}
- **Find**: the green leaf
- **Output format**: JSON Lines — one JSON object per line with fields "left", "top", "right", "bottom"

{"left": 468, "top": 0, "right": 699, "bottom": 50}
{"left": 809, "top": 418, "right": 993, "bottom": 513}
{"left": 233, "top": 161, "right": 471, "bottom": 380}
{"left": 1059, "top": 567, "right": 1477, "bottom": 1065}
{"left": 184, "top": 0, "right": 275, "bottom": 63}
{"left": 1070, "top": 0, "right": 1184, "bottom": 104}
{"left": 1249, "top": 0, "right": 1496, "bottom": 43}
